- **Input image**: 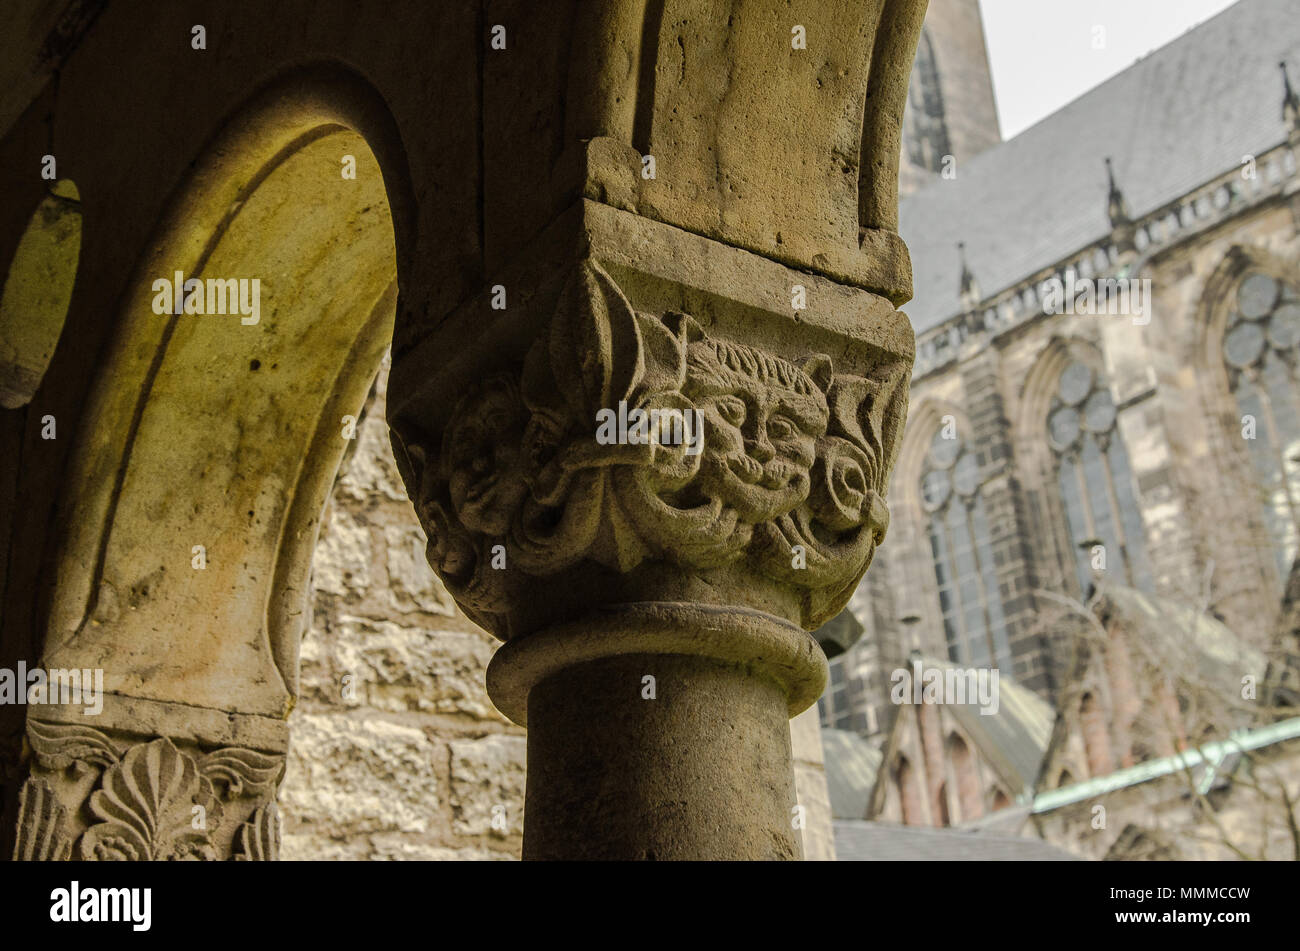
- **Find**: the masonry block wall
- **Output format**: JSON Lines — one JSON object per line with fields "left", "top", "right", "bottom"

{"left": 281, "top": 356, "right": 527, "bottom": 860}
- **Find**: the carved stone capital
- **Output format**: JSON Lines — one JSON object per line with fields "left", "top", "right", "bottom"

{"left": 13, "top": 718, "right": 284, "bottom": 861}
{"left": 389, "top": 201, "right": 912, "bottom": 752}
{"left": 391, "top": 206, "right": 910, "bottom": 653}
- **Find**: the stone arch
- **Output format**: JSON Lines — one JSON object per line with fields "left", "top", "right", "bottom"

{"left": 1015, "top": 337, "right": 1124, "bottom": 597}
{"left": 41, "top": 65, "right": 415, "bottom": 716}
{"left": 946, "top": 731, "right": 980, "bottom": 822}
{"left": 888, "top": 397, "right": 972, "bottom": 651}
{"left": 892, "top": 397, "right": 971, "bottom": 516}
{"left": 895, "top": 754, "right": 923, "bottom": 826}
{"left": 858, "top": 0, "right": 931, "bottom": 264}
{"left": 1194, "top": 245, "right": 1300, "bottom": 589}
{"left": 894, "top": 397, "right": 1012, "bottom": 668}
{"left": 0, "top": 180, "right": 82, "bottom": 408}
{"left": 1193, "top": 244, "right": 1299, "bottom": 376}
{"left": 3, "top": 1, "right": 928, "bottom": 862}
{"left": 11, "top": 67, "right": 420, "bottom": 860}
{"left": 1013, "top": 335, "right": 1119, "bottom": 491}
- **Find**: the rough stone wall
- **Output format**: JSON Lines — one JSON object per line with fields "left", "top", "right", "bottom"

{"left": 791, "top": 707, "right": 836, "bottom": 860}
{"left": 279, "top": 354, "right": 526, "bottom": 861}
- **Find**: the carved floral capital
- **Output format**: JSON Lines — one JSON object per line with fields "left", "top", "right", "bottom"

{"left": 399, "top": 260, "right": 907, "bottom": 638}
{"left": 13, "top": 720, "right": 285, "bottom": 862}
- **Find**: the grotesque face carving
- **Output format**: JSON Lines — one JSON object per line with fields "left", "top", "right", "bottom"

{"left": 684, "top": 339, "right": 829, "bottom": 523}
{"left": 440, "top": 375, "right": 529, "bottom": 536}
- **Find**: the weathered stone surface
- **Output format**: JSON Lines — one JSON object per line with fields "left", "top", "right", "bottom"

{"left": 312, "top": 505, "right": 373, "bottom": 600}
{"left": 330, "top": 616, "right": 501, "bottom": 719}
{"left": 279, "top": 715, "right": 439, "bottom": 835}
{"left": 449, "top": 734, "right": 527, "bottom": 837}
{"left": 280, "top": 832, "right": 510, "bottom": 862}
{"left": 296, "top": 616, "right": 337, "bottom": 705}
{"left": 15, "top": 718, "right": 285, "bottom": 862}
{"left": 0, "top": 0, "right": 923, "bottom": 863}
{"left": 278, "top": 360, "right": 525, "bottom": 860}
{"left": 384, "top": 523, "right": 455, "bottom": 616}
{"left": 520, "top": 651, "right": 804, "bottom": 860}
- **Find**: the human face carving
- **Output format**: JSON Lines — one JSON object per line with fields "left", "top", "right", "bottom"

{"left": 442, "top": 382, "right": 528, "bottom": 535}
{"left": 687, "top": 348, "right": 828, "bottom": 524}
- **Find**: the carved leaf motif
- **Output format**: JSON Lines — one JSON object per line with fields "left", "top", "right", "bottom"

{"left": 867, "top": 358, "right": 911, "bottom": 485}
{"left": 199, "top": 747, "right": 285, "bottom": 800}
{"left": 27, "top": 719, "right": 118, "bottom": 770}
{"left": 14, "top": 777, "right": 71, "bottom": 861}
{"left": 78, "top": 737, "right": 222, "bottom": 861}
{"left": 550, "top": 260, "right": 644, "bottom": 417}
{"left": 234, "top": 803, "right": 280, "bottom": 861}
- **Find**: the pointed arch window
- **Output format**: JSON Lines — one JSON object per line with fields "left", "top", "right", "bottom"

{"left": 919, "top": 429, "right": 1011, "bottom": 670}
{"left": 1047, "top": 360, "right": 1152, "bottom": 593}
{"left": 896, "top": 756, "right": 922, "bottom": 826}
{"left": 1222, "top": 272, "right": 1300, "bottom": 578}
{"left": 904, "top": 29, "right": 952, "bottom": 175}
{"left": 947, "top": 733, "right": 981, "bottom": 821}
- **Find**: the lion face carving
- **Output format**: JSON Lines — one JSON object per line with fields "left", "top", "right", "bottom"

{"left": 685, "top": 339, "right": 830, "bottom": 524}
{"left": 398, "top": 259, "right": 907, "bottom": 635}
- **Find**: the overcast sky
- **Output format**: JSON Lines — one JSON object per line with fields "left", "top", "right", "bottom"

{"left": 981, "top": 0, "right": 1241, "bottom": 139}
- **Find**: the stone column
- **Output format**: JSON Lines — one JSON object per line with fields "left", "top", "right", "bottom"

{"left": 513, "top": 610, "right": 815, "bottom": 860}
{"left": 388, "top": 196, "right": 914, "bottom": 859}
{"left": 386, "top": 0, "right": 926, "bottom": 860}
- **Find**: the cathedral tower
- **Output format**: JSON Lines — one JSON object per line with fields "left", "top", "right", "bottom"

{"left": 900, "top": 0, "right": 1002, "bottom": 195}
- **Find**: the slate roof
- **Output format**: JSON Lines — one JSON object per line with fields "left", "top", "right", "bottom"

{"left": 822, "top": 728, "right": 883, "bottom": 820}
{"left": 898, "top": 0, "right": 1300, "bottom": 335}
{"left": 833, "top": 820, "right": 1082, "bottom": 861}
